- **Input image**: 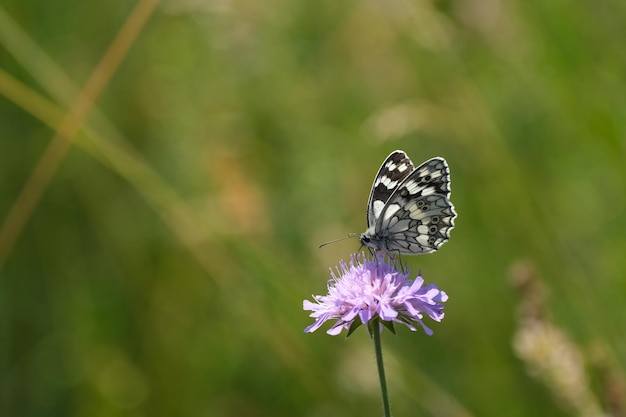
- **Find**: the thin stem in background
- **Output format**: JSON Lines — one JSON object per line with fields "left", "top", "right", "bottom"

{"left": 0, "top": 0, "right": 159, "bottom": 269}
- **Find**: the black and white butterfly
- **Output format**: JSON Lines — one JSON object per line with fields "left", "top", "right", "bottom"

{"left": 359, "top": 150, "right": 456, "bottom": 256}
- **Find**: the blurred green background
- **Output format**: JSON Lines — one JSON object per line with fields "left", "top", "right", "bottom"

{"left": 1, "top": 0, "right": 626, "bottom": 416}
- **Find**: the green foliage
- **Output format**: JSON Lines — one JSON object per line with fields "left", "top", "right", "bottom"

{"left": 1, "top": 0, "right": 626, "bottom": 416}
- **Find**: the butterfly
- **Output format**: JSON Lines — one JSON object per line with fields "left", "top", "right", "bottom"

{"left": 359, "top": 150, "right": 456, "bottom": 256}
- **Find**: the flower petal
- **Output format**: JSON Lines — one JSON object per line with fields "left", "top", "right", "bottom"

{"left": 379, "top": 303, "right": 398, "bottom": 320}
{"left": 303, "top": 252, "right": 447, "bottom": 336}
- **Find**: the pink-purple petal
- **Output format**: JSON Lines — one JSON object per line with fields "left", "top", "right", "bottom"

{"left": 359, "top": 308, "right": 374, "bottom": 324}
{"left": 379, "top": 303, "right": 398, "bottom": 320}
{"left": 303, "top": 252, "right": 448, "bottom": 336}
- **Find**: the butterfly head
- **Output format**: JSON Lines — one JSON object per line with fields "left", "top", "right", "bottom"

{"left": 358, "top": 226, "right": 378, "bottom": 250}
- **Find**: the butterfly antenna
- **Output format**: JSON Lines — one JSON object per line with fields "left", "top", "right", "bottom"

{"left": 318, "top": 233, "right": 360, "bottom": 249}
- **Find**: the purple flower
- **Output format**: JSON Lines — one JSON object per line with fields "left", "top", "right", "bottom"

{"left": 304, "top": 252, "right": 448, "bottom": 336}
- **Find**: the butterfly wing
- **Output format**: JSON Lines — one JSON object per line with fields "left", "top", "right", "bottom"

{"left": 374, "top": 157, "right": 456, "bottom": 254}
{"left": 366, "top": 150, "right": 415, "bottom": 229}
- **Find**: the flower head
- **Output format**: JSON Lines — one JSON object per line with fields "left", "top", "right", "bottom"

{"left": 304, "top": 252, "right": 448, "bottom": 336}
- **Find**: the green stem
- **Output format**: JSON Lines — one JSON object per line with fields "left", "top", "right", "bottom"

{"left": 373, "top": 319, "right": 392, "bottom": 417}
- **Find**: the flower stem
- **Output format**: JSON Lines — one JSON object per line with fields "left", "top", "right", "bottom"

{"left": 373, "top": 319, "right": 392, "bottom": 417}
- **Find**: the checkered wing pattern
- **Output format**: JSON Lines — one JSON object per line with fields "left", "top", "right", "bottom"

{"left": 366, "top": 150, "right": 415, "bottom": 229}
{"left": 361, "top": 152, "right": 456, "bottom": 255}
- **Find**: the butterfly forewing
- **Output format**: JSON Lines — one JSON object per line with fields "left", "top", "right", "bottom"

{"left": 366, "top": 151, "right": 414, "bottom": 228}
{"left": 361, "top": 154, "right": 456, "bottom": 255}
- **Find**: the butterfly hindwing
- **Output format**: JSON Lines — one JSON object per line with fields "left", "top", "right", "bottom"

{"left": 361, "top": 154, "right": 456, "bottom": 255}
{"left": 366, "top": 150, "right": 414, "bottom": 228}
{"left": 378, "top": 191, "right": 456, "bottom": 254}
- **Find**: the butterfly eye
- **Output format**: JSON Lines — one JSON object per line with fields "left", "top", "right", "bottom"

{"left": 424, "top": 175, "right": 431, "bottom": 181}
{"left": 428, "top": 236, "right": 437, "bottom": 245}
{"left": 421, "top": 205, "right": 429, "bottom": 211}
{"left": 417, "top": 200, "right": 425, "bottom": 207}
{"left": 431, "top": 216, "right": 440, "bottom": 224}
{"left": 429, "top": 225, "right": 438, "bottom": 234}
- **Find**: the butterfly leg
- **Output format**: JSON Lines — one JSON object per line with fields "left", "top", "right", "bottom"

{"left": 367, "top": 247, "right": 380, "bottom": 266}
{"left": 373, "top": 251, "right": 404, "bottom": 272}
{"left": 397, "top": 255, "right": 406, "bottom": 273}
{"left": 387, "top": 252, "right": 407, "bottom": 273}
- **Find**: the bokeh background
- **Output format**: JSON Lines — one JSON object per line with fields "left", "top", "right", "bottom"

{"left": 1, "top": 0, "right": 626, "bottom": 416}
